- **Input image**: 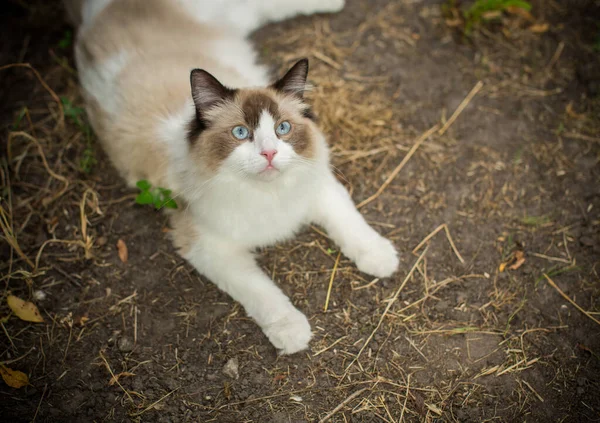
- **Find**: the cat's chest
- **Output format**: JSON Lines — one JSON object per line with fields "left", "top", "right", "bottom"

{"left": 194, "top": 182, "right": 313, "bottom": 247}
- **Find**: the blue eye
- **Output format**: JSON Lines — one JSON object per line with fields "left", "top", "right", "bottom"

{"left": 276, "top": 121, "right": 292, "bottom": 135}
{"left": 232, "top": 125, "right": 249, "bottom": 140}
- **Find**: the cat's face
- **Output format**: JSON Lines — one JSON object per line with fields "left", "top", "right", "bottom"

{"left": 188, "top": 59, "right": 318, "bottom": 180}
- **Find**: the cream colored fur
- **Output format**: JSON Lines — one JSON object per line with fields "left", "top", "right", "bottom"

{"left": 71, "top": 0, "right": 399, "bottom": 354}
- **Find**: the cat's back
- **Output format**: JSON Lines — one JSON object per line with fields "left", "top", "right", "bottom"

{"left": 74, "top": 0, "right": 268, "bottom": 186}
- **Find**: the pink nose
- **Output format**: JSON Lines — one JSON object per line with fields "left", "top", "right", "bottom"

{"left": 261, "top": 149, "right": 277, "bottom": 163}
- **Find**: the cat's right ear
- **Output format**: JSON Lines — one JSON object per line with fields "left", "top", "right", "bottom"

{"left": 190, "top": 69, "right": 236, "bottom": 116}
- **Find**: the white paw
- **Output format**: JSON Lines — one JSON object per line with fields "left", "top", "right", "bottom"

{"left": 262, "top": 306, "right": 312, "bottom": 355}
{"left": 322, "top": 0, "right": 345, "bottom": 13}
{"left": 354, "top": 236, "right": 399, "bottom": 278}
{"left": 305, "top": 0, "right": 345, "bottom": 14}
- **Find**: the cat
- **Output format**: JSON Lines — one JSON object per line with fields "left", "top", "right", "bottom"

{"left": 66, "top": 0, "right": 399, "bottom": 354}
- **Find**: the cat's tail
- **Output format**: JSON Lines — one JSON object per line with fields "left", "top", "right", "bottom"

{"left": 63, "top": 0, "right": 114, "bottom": 28}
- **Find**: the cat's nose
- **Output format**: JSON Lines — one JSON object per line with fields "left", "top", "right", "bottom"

{"left": 260, "top": 149, "right": 277, "bottom": 163}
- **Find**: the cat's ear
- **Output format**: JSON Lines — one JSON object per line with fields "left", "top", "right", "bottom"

{"left": 272, "top": 58, "right": 309, "bottom": 99}
{"left": 190, "top": 69, "right": 236, "bottom": 114}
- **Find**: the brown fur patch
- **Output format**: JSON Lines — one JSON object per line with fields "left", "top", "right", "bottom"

{"left": 285, "top": 120, "right": 314, "bottom": 157}
{"left": 241, "top": 92, "right": 279, "bottom": 128}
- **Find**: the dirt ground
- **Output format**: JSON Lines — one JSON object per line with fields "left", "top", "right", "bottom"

{"left": 1, "top": 0, "right": 599, "bottom": 422}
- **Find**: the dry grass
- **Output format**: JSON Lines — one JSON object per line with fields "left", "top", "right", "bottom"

{"left": 1, "top": 0, "right": 600, "bottom": 421}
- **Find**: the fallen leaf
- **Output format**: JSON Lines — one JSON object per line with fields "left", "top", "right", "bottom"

{"left": 529, "top": 23, "right": 549, "bottom": 33}
{"left": 506, "top": 6, "right": 534, "bottom": 21}
{"left": 566, "top": 102, "right": 586, "bottom": 120}
{"left": 509, "top": 257, "right": 526, "bottom": 270}
{"left": 499, "top": 262, "right": 507, "bottom": 272}
{"left": 116, "top": 239, "right": 128, "bottom": 263}
{"left": 7, "top": 295, "right": 44, "bottom": 323}
{"left": 273, "top": 374, "right": 287, "bottom": 382}
{"left": 0, "top": 365, "right": 29, "bottom": 388}
{"left": 445, "top": 18, "right": 462, "bottom": 27}
{"left": 77, "top": 315, "right": 89, "bottom": 326}
{"left": 426, "top": 403, "right": 443, "bottom": 416}
{"left": 481, "top": 10, "right": 502, "bottom": 20}
{"left": 108, "top": 371, "right": 135, "bottom": 386}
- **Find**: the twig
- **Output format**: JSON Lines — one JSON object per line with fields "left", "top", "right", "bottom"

{"left": 545, "top": 42, "right": 564, "bottom": 73}
{"left": 313, "top": 335, "right": 349, "bottom": 357}
{"left": 544, "top": 274, "right": 600, "bottom": 326}
{"left": 530, "top": 252, "right": 571, "bottom": 264}
{"left": 31, "top": 384, "right": 48, "bottom": 423}
{"left": 0, "top": 63, "right": 64, "bottom": 129}
{"left": 99, "top": 351, "right": 134, "bottom": 404}
{"left": 563, "top": 132, "right": 600, "bottom": 144}
{"left": 521, "top": 379, "right": 544, "bottom": 402}
{"left": 357, "top": 124, "right": 440, "bottom": 209}
{"left": 312, "top": 51, "right": 342, "bottom": 70}
{"left": 438, "top": 81, "right": 484, "bottom": 135}
{"left": 352, "top": 278, "right": 380, "bottom": 291}
{"left": 412, "top": 223, "right": 464, "bottom": 264}
{"left": 344, "top": 248, "right": 428, "bottom": 375}
{"left": 8, "top": 131, "right": 69, "bottom": 205}
{"left": 399, "top": 374, "right": 411, "bottom": 422}
{"left": 318, "top": 387, "right": 368, "bottom": 423}
{"left": 130, "top": 388, "right": 179, "bottom": 416}
{"left": 0, "top": 345, "right": 35, "bottom": 365}
{"left": 1, "top": 321, "right": 17, "bottom": 351}
{"left": 0, "top": 204, "right": 34, "bottom": 268}
{"left": 324, "top": 251, "right": 342, "bottom": 311}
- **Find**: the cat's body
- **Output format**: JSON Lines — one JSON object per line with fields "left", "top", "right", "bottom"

{"left": 68, "top": 0, "right": 399, "bottom": 354}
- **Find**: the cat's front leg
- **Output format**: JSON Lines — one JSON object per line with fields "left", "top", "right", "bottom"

{"left": 256, "top": 0, "right": 345, "bottom": 24}
{"left": 311, "top": 175, "right": 399, "bottom": 278}
{"left": 175, "top": 224, "right": 312, "bottom": 354}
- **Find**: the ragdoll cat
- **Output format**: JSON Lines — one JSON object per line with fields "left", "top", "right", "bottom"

{"left": 66, "top": 0, "right": 399, "bottom": 354}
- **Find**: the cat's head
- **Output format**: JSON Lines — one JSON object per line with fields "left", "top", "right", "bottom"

{"left": 187, "top": 59, "right": 321, "bottom": 180}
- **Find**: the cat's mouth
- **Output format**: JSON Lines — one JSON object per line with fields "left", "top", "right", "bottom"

{"left": 260, "top": 164, "right": 279, "bottom": 173}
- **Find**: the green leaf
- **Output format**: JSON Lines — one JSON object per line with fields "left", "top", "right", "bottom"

{"left": 136, "top": 180, "right": 151, "bottom": 191}
{"left": 135, "top": 191, "right": 154, "bottom": 205}
{"left": 158, "top": 188, "right": 172, "bottom": 197}
{"left": 12, "top": 107, "right": 27, "bottom": 130}
{"left": 153, "top": 198, "right": 163, "bottom": 209}
{"left": 162, "top": 199, "right": 178, "bottom": 209}
{"left": 58, "top": 30, "right": 72, "bottom": 49}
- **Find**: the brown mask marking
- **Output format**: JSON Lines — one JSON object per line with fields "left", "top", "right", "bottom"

{"left": 241, "top": 92, "right": 280, "bottom": 129}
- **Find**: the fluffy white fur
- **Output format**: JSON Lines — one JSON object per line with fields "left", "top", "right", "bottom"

{"left": 72, "top": 0, "right": 399, "bottom": 354}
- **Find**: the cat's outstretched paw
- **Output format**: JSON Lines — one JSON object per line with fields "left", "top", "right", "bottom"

{"left": 263, "top": 307, "right": 312, "bottom": 355}
{"left": 321, "top": 0, "right": 345, "bottom": 13}
{"left": 355, "top": 237, "right": 399, "bottom": 278}
{"left": 303, "top": 0, "right": 345, "bottom": 14}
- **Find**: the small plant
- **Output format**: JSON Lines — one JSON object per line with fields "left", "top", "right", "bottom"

{"left": 12, "top": 107, "right": 27, "bottom": 130}
{"left": 464, "top": 0, "right": 531, "bottom": 32}
{"left": 135, "top": 180, "right": 178, "bottom": 210}
{"left": 58, "top": 30, "right": 72, "bottom": 49}
{"left": 61, "top": 96, "right": 85, "bottom": 126}
{"left": 61, "top": 97, "right": 97, "bottom": 173}
{"left": 520, "top": 215, "right": 551, "bottom": 227}
{"left": 444, "top": 0, "right": 532, "bottom": 34}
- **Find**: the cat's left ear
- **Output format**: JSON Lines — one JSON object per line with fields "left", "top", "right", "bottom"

{"left": 272, "top": 58, "right": 309, "bottom": 99}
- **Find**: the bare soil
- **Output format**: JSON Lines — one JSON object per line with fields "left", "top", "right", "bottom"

{"left": 1, "top": 0, "right": 599, "bottom": 422}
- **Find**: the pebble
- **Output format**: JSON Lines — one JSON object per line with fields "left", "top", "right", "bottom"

{"left": 117, "top": 336, "right": 134, "bottom": 352}
{"left": 222, "top": 357, "right": 239, "bottom": 380}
